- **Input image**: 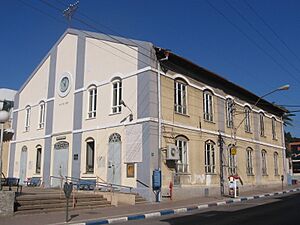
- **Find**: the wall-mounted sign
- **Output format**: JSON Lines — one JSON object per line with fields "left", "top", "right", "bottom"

{"left": 73, "top": 154, "right": 78, "bottom": 160}
{"left": 56, "top": 136, "right": 67, "bottom": 141}
{"left": 54, "top": 141, "right": 69, "bottom": 150}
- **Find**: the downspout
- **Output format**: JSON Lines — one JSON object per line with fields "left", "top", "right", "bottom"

{"left": 157, "top": 60, "right": 162, "bottom": 170}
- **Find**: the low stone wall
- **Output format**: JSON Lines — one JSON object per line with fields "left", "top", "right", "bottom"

{"left": 0, "top": 191, "right": 15, "bottom": 216}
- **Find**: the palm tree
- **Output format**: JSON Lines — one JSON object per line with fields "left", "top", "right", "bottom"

{"left": 283, "top": 112, "right": 295, "bottom": 127}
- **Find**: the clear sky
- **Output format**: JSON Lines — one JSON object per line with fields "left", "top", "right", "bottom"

{"left": 1, "top": 0, "right": 299, "bottom": 136}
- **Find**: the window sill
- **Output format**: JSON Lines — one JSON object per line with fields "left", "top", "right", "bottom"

{"left": 245, "top": 130, "right": 252, "bottom": 134}
{"left": 262, "top": 174, "right": 268, "bottom": 176}
{"left": 176, "top": 172, "right": 191, "bottom": 175}
{"left": 86, "top": 117, "right": 96, "bottom": 121}
{"left": 109, "top": 112, "right": 121, "bottom": 116}
{"left": 174, "top": 111, "right": 190, "bottom": 117}
{"left": 272, "top": 138, "right": 278, "bottom": 141}
{"left": 247, "top": 174, "right": 255, "bottom": 177}
{"left": 37, "top": 127, "right": 44, "bottom": 131}
{"left": 203, "top": 119, "right": 215, "bottom": 124}
{"left": 205, "top": 173, "right": 217, "bottom": 175}
{"left": 260, "top": 135, "right": 266, "bottom": 138}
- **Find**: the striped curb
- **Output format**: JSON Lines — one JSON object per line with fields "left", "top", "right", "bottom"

{"left": 71, "top": 188, "right": 300, "bottom": 225}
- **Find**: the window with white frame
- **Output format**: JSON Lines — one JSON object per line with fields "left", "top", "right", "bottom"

{"left": 244, "top": 106, "right": 251, "bottom": 132}
{"left": 274, "top": 152, "right": 279, "bottom": 176}
{"left": 226, "top": 98, "right": 234, "bottom": 128}
{"left": 174, "top": 79, "right": 187, "bottom": 114}
{"left": 272, "top": 117, "right": 276, "bottom": 139}
{"left": 36, "top": 145, "right": 42, "bottom": 174}
{"left": 88, "top": 86, "right": 97, "bottom": 118}
{"left": 260, "top": 113, "right": 265, "bottom": 136}
{"left": 246, "top": 147, "right": 254, "bottom": 175}
{"left": 112, "top": 79, "right": 122, "bottom": 113}
{"left": 25, "top": 106, "right": 31, "bottom": 132}
{"left": 262, "top": 150, "right": 267, "bottom": 175}
{"left": 205, "top": 140, "right": 215, "bottom": 174}
{"left": 203, "top": 91, "right": 213, "bottom": 122}
{"left": 86, "top": 138, "right": 95, "bottom": 173}
{"left": 38, "top": 101, "right": 45, "bottom": 129}
{"left": 228, "top": 145, "right": 237, "bottom": 175}
{"left": 175, "top": 137, "right": 188, "bottom": 173}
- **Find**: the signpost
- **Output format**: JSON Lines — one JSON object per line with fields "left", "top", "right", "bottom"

{"left": 63, "top": 182, "right": 73, "bottom": 223}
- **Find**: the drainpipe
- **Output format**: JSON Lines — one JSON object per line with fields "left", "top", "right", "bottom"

{"left": 157, "top": 61, "right": 162, "bottom": 170}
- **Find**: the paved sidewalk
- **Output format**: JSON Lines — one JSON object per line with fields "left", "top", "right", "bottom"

{"left": 1, "top": 185, "right": 299, "bottom": 225}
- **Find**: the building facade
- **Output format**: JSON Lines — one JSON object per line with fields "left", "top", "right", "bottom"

{"left": 8, "top": 29, "right": 286, "bottom": 200}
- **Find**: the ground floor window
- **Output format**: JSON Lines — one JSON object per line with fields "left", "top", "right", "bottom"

{"left": 228, "top": 145, "right": 237, "bottom": 175}
{"left": 86, "top": 139, "right": 95, "bottom": 173}
{"left": 205, "top": 140, "right": 215, "bottom": 174}
{"left": 36, "top": 146, "right": 42, "bottom": 174}
{"left": 175, "top": 137, "right": 188, "bottom": 173}
{"left": 246, "top": 147, "right": 254, "bottom": 175}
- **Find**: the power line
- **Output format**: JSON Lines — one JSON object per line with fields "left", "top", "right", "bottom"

{"left": 244, "top": 0, "right": 300, "bottom": 65}
{"left": 224, "top": 0, "right": 300, "bottom": 81}
{"left": 205, "top": 0, "right": 300, "bottom": 85}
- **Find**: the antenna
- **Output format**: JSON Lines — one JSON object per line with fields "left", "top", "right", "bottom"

{"left": 63, "top": 1, "right": 79, "bottom": 27}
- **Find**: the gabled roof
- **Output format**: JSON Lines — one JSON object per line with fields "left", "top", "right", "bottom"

{"left": 17, "top": 28, "right": 152, "bottom": 94}
{"left": 155, "top": 47, "right": 287, "bottom": 117}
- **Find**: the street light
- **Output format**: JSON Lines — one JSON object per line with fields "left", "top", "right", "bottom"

{"left": 0, "top": 100, "right": 14, "bottom": 191}
{"left": 0, "top": 113, "right": 9, "bottom": 191}
{"left": 120, "top": 100, "right": 133, "bottom": 122}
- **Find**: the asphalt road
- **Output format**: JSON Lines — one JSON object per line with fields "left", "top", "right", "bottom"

{"left": 114, "top": 192, "right": 300, "bottom": 225}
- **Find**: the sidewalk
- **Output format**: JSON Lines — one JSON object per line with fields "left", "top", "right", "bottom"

{"left": 1, "top": 185, "right": 300, "bottom": 225}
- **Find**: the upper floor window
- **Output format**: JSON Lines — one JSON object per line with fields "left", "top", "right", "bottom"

{"left": 25, "top": 106, "right": 31, "bottom": 132}
{"left": 205, "top": 140, "right": 215, "bottom": 174}
{"left": 36, "top": 145, "right": 42, "bottom": 174}
{"left": 274, "top": 152, "right": 279, "bottom": 176}
{"left": 86, "top": 138, "right": 95, "bottom": 174}
{"left": 175, "top": 136, "right": 188, "bottom": 173}
{"left": 88, "top": 86, "right": 97, "bottom": 118}
{"left": 272, "top": 117, "right": 276, "bottom": 139}
{"left": 38, "top": 101, "right": 45, "bottom": 129}
{"left": 228, "top": 145, "right": 237, "bottom": 175}
{"left": 112, "top": 79, "right": 122, "bottom": 114}
{"left": 174, "top": 79, "right": 187, "bottom": 114}
{"left": 260, "top": 113, "right": 265, "bottom": 136}
{"left": 246, "top": 147, "right": 254, "bottom": 175}
{"left": 226, "top": 98, "right": 234, "bottom": 128}
{"left": 262, "top": 150, "right": 267, "bottom": 176}
{"left": 203, "top": 91, "right": 213, "bottom": 122}
{"left": 244, "top": 106, "right": 251, "bottom": 132}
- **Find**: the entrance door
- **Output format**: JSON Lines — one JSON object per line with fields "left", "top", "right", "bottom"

{"left": 107, "top": 133, "right": 121, "bottom": 185}
{"left": 19, "top": 146, "right": 28, "bottom": 185}
{"left": 52, "top": 141, "right": 69, "bottom": 187}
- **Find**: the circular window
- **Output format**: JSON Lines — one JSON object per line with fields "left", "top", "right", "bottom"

{"left": 57, "top": 72, "right": 72, "bottom": 97}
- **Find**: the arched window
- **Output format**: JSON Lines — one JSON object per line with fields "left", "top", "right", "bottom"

{"left": 246, "top": 147, "right": 253, "bottom": 175}
{"left": 259, "top": 113, "right": 265, "bottom": 136}
{"left": 174, "top": 79, "right": 187, "bottom": 114}
{"left": 228, "top": 145, "right": 237, "bottom": 175}
{"left": 25, "top": 105, "right": 31, "bottom": 132}
{"left": 36, "top": 145, "right": 42, "bottom": 174}
{"left": 272, "top": 117, "right": 276, "bottom": 139}
{"left": 274, "top": 152, "right": 279, "bottom": 176}
{"left": 262, "top": 150, "right": 267, "bottom": 175}
{"left": 38, "top": 101, "right": 45, "bottom": 129}
{"left": 203, "top": 90, "right": 213, "bottom": 122}
{"left": 109, "top": 133, "right": 121, "bottom": 143}
{"left": 86, "top": 138, "right": 95, "bottom": 173}
{"left": 225, "top": 98, "right": 234, "bottom": 128}
{"left": 244, "top": 106, "right": 251, "bottom": 132}
{"left": 175, "top": 136, "right": 188, "bottom": 173}
{"left": 112, "top": 79, "right": 122, "bottom": 114}
{"left": 88, "top": 85, "right": 97, "bottom": 118}
{"left": 205, "top": 140, "right": 215, "bottom": 174}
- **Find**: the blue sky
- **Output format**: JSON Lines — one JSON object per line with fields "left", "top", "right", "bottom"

{"left": 1, "top": 0, "right": 299, "bottom": 136}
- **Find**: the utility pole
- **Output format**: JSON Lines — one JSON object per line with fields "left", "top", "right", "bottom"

{"left": 218, "top": 131, "right": 225, "bottom": 196}
{"left": 63, "top": 1, "right": 79, "bottom": 27}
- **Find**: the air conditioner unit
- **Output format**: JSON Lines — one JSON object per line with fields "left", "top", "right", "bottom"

{"left": 166, "top": 145, "right": 180, "bottom": 160}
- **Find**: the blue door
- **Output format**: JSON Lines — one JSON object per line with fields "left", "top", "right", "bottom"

{"left": 19, "top": 146, "right": 28, "bottom": 185}
{"left": 107, "top": 133, "right": 121, "bottom": 185}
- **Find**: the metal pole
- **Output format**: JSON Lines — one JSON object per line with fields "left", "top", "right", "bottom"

{"left": 218, "top": 132, "right": 224, "bottom": 196}
{"left": 66, "top": 197, "right": 69, "bottom": 223}
{"left": 0, "top": 123, "right": 4, "bottom": 191}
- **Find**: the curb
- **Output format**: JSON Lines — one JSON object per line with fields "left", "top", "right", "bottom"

{"left": 71, "top": 188, "right": 300, "bottom": 225}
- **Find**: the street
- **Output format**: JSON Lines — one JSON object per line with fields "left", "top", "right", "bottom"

{"left": 113, "top": 192, "right": 300, "bottom": 225}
